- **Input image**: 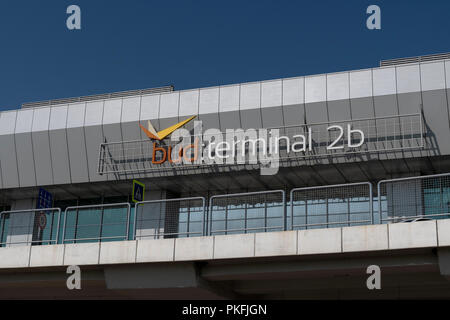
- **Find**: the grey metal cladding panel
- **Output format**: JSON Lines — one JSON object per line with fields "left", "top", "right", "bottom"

{"left": 48, "top": 105, "right": 71, "bottom": 185}
{"left": 349, "top": 97, "right": 374, "bottom": 119}
{"left": 121, "top": 96, "right": 141, "bottom": 141}
{"left": 66, "top": 103, "right": 89, "bottom": 183}
{"left": 32, "top": 132, "right": 53, "bottom": 186}
{"left": 0, "top": 150, "right": 2, "bottom": 188}
{"left": 103, "top": 99, "right": 123, "bottom": 144}
{"left": 326, "top": 100, "right": 352, "bottom": 165}
{"left": 397, "top": 92, "right": 421, "bottom": 115}
{"left": 305, "top": 102, "right": 328, "bottom": 124}
{"left": 348, "top": 98, "right": 376, "bottom": 161}
{"left": 102, "top": 123, "right": 123, "bottom": 181}
{"left": 84, "top": 125, "right": 107, "bottom": 182}
{"left": 66, "top": 127, "right": 89, "bottom": 183}
{"left": 373, "top": 94, "right": 398, "bottom": 117}
{"left": 197, "top": 113, "right": 220, "bottom": 130}
{"left": 84, "top": 101, "right": 106, "bottom": 182}
{"left": 327, "top": 100, "right": 351, "bottom": 122}
{"left": 448, "top": 88, "right": 450, "bottom": 124}
{"left": 103, "top": 122, "right": 123, "bottom": 143}
{"left": 282, "top": 104, "right": 305, "bottom": 126}
{"left": 48, "top": 130, "right": 71, "bottom": 185}
{"left": 372, "top": 68, "right": 403, "bottom": 159}
{"left": 15, "top": 132, "right": 36, "bottom": 187}
{"left": 397, "top": 92, "right": 424, "bottom": 159}
{"left": 0, "top": 134, "right": 19, "bottom": 188}
{"left": 240, "top": 109, "right": 262, "bottom": 129}
{"left": 14, "top": 109, "right": 36, "bottom": 187}
{"left": 159, "top": 117, "right": 179, "bottom": 133}
{"left": 422, "top": 89, "right": 450, "bottom": 155}
{"left": 261, "top": 106, "right": 284, "bottom": 128}
{"left": 121, "top": 121, "right": 141, "bottom": 141}
{"left": 0, "top": 111, "right": 18, "bottom": 188}
{"left": 219, "top": 111, "right": 241, "bottom": 131}
{"left": 304, "top": 102, "right": 329, "bottom": 165}
{"left": 372, "top": 95, "right": 402, "bottom": 161}
{"left": 31, "top": 108, "right": 53, "bottom": 186}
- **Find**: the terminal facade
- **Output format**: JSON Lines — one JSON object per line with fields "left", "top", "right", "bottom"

{"left": 1, "top": 53, "right": 450, "bottom": 299}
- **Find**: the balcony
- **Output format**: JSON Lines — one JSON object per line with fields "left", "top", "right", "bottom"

{"left": 1, "top": 173, "right": 450, "bottom": 247}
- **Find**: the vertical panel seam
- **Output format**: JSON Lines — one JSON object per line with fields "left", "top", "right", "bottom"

{"left": 46, "top": 108, "right": 55, "bottom": 185}
{"left": 29, "top": 109, "right": 38, "bottom": 186}
{"left": 64, "top": 105, "right": 73, "bottom": 184}
{"left": 82, "top": 103, "right": 91, "bottom": 182}
{"left": 12, "top": 111, "right": 20, "bottom": 187}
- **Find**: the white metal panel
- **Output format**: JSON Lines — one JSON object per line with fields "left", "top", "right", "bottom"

{"left": 121, "top": 97, "right": 141, "bottom": 123}
{"left": 199, "top": 87, "right": 219, "bottom": 115}
{"left": 261, "top": 80, "right": 282, "bottom": 108}
{"left": 350, "top": 70, "right": 373, "bottom": 99}
{"left": 240, "top": 82, "right": 260, "bottom": 111}
{"left": 373, "top": 67, "right": 396, "bottom": 96}
{"left": 140, "top": 95, "right": 160, "bottom": 120}
{"left": 159, "top": 92, "right": 179, "bottom": 119}
{"left": 0, "top": 111, "right": 17, "bottom": 135}
{"left": 421, "top": 61, "right": 446, "bottom": 91}
{"left": 305, "top": 75, "right": 326, "bottom": 104}
{"left": 15, "top": 109, "right": 34, "bottom": 134}
{"left": 446, "top": 60, "right": 450, "bottom": 88}
{"left": 84, "top": 101, "right": 104, "bottom": 126}
{"left": 66, "top": 103, "right": 86, "bottom": 128}
{"left": 219, "top": 85, "right": 240, "bottom": 112}
{"left": 31, "top": 108, "right": 51, "bottom": 132}
{"left": 179, "top": 90, "right": 199, "bottom": 117}
{"left": 49, "top": 105, "right": 68, "bottom": 130}
{"left": 327, "top": 73, "right": 349, "bottom": 101}
{"left": 139, "top": 95, "right": 160, "bottom": 140}
{"left": 396, "top": 64, "right": 421, "bottom": 94}
{"left": 103, "top": 99, "right": 122, "bottom": 125}
{"left": 198, "top": 88, "right": 220, "bottom": 129}
{"left": 282, "top": 78, "right": 304, "bottom": 106}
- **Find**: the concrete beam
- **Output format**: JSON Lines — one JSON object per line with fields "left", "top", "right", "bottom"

{"left": 438, "top": 248, "right": 450, "bottom": 280}
{"left": 104, "top": 262, "right": 199, "bottom": 289}
{"left": 201, "top": 253, "right": 438, "bottom": 281}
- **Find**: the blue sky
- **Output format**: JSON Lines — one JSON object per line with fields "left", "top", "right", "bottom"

{"left": 0, "top": 0, "right": 449, "bottom": 110}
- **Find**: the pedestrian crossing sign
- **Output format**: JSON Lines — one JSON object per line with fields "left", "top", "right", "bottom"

{"left": 132, "top": 180, "right": 145, "bottom": 203}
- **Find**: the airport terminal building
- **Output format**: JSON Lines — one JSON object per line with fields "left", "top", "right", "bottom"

{"left": 1, "top": 53, "right": 450, "bottom": 299}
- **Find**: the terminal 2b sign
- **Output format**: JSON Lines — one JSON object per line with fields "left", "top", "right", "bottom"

{"left": 150, "top": 123, "right": 364, "bottom": 175}
{"left": 98, "top": 114, "right": 424, "bottom": 176}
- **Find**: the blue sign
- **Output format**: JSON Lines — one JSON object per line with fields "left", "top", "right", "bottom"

{"left": 37, "top": 188, "right": 53, "bottom": 209}
{"left": 132, "top": 180, "right": 145, "bottom": 203}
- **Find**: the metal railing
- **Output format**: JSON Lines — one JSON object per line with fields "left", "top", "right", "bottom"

{"left": 22, "top": 86, "right": 174, "bottom": 109}
{"left": 134, "top": 197, "right": 206, "bottom": 239}
{"left": 208, "top": 190, "right": 286, "bottom": 235}
{"left": 290, "top": 182, "right": 373, "bottom": 230}
{"left": 62, "top": 203, "right": 130, "bottom": 244}
{"left": 377, "top": 173, "right": 450, "bottom": 223}
{"left": 3, "top": 173, "right": 450, "bottom": 248}
{"left": 0, "top": 208, "right": 61, "bottom": 247}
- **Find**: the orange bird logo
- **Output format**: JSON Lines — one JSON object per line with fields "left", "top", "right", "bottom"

{"left": 139, "top": 116, "right": 196, "bottom": 140}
